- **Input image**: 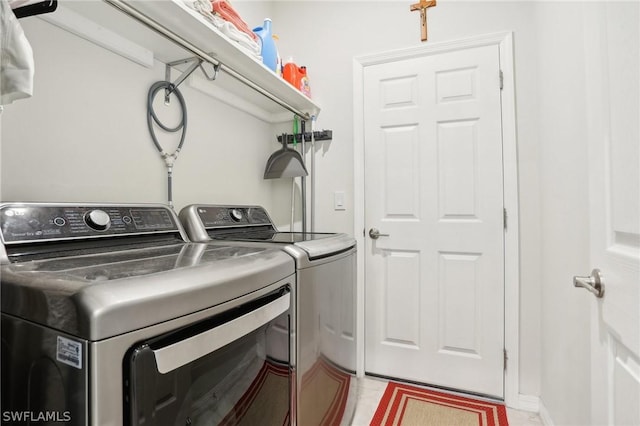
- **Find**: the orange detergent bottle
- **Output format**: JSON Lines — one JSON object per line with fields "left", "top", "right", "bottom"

{"left": 283, "top": 59, "right": 311, "bottom": 98}
{"left": 283, "top": 59, "right": 300, "bottom": 89}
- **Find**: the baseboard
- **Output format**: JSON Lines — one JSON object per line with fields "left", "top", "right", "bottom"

{"left": 517, "top": 394, "right": 540, "bottom": 412}
{"left": 513, "top": 395, "right": 555, "bottom": 426}
{"left": 538, "top": 399, "right": 555, "bottom": 426}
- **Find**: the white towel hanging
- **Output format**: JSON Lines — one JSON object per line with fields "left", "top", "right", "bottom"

{"left": 1, "top": 0, "right": 35, "bottom": 105}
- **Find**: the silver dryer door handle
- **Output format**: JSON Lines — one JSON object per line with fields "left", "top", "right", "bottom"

{"left": 152, "top": 293, "right": 290, "bottom": 374}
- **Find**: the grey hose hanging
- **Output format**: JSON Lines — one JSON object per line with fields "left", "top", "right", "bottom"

{"left": 147, "top": 81, "right": 187, "bottom": 207}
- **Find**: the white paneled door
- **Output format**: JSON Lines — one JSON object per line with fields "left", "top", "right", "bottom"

{"left": 584, "top": 3, "right": 640, "bottom": 425}
{"left": 363, "top": 43, "right": 505, "bottom": 398}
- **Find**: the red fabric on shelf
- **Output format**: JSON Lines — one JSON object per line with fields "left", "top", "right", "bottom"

{"left": 211, "top": 0, "right": 258, "bottom": 42}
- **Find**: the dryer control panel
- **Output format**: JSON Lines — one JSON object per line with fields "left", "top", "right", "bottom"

{"left": 0, "top": 203, "right": 181, "bottom": 244}
{"left": 194, "top": 205, "right": 273, "bottom": 229}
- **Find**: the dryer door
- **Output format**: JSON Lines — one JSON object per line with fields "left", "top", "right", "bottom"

{"left": 125, "top": 288, "right": 291, "bottom": 426}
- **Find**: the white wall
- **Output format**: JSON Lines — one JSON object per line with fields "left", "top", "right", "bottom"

{"left": 535, "top": 3, "right": 593, "bottom": 425}
{"left": 269, "top": 0, "right": 542, "bottom": 400}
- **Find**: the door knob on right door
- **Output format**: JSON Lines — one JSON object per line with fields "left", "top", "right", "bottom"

{"left": 368, "top": 228, "right": 390, "bottom": 240}
{"left": 573, "top": 268, "right": 605, "bottom": 298}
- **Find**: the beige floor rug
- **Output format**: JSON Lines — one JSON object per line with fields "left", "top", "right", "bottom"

{"left": 371, "top": 382, "right": 509, "bottom": 426}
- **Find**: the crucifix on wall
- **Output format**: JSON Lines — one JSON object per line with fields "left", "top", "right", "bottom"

{"left": 410, "top": 0, "right": 436, "bottom": 42}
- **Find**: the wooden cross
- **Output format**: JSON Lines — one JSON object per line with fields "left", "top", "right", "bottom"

{"left": 410, "top": 0, "right": 436, "bottom": 42}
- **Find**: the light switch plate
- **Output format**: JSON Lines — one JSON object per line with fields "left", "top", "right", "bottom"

{"left": 334, "top": 191, "right": 346, "bottom": 211}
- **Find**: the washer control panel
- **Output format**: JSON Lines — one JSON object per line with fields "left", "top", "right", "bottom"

{"left": 195, "top": 205, "right": 272, "bottom": 229}
{"left": 0, "top": 204, "right": 180, "bottom": 243}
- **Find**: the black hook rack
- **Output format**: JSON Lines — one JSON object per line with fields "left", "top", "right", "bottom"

{"left": 277, "top": 130, "right": 333, "bottom": 145}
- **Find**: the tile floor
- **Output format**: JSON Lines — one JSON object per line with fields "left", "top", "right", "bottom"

{"left": 350, "top": 376, "right": 544, "bottom": 426}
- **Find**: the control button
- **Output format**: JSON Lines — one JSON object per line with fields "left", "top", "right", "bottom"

{"left": 53, "top": 217, "right": 66, "bottom": 227}
{"left": 122, "top": 216, "right": 132, "bottom": 224}
{"left": 84, "top": 209, "right": 111, "bottom": 231}
{"left": 229, "top": 209, "right": 244, "bottom": 222}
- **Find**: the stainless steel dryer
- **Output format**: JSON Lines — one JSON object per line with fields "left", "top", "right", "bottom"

{"left": 0, "top": 203, "right": 295, "bottom": 426}
{"left": 179, "top": 204, "right": 357, "bottom": 426}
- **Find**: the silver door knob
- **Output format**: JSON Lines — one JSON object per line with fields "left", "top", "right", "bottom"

{"left": 369, "top": 228, "right": 390, "bottom": 239}
{"left": 573, "top": 268, "right": 605, "bottom": 298}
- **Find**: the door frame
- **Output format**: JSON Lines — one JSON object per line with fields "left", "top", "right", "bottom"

{"left": 353, "top": 31, "right": 520, "bottom": 407}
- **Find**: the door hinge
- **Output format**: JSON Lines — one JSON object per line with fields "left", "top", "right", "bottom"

{"left": 499, "top": 70, "right": 504, "bottom": 90}
{"left": 503, "top": 208, "right": 508, "bottom": 230}
{"left": 504, "top": 349, "right": 508, "bottom": 371}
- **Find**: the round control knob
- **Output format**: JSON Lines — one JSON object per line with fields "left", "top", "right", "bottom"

{"left": 84, "top": 209, "right": 111, "bottom": 231}
{"left": 229, "top": 209, "right": 243, "bottom": 222}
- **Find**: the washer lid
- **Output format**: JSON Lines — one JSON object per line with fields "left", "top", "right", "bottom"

{"left": 1, "top": 242, "right": 294, "bottom": 340}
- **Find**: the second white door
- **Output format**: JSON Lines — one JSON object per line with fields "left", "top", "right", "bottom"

{"left": 364, "top": 43, "right": 505, "bottom": 398}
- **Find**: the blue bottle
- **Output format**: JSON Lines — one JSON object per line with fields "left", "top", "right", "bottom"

{"left": 253, "top": 19, "right": 278, "bottom": 72}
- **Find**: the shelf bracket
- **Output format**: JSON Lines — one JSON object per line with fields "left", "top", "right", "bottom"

{"left": 164, "top": 57, "right": 220, "bottom": 103}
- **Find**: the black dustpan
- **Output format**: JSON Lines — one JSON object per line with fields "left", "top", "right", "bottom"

{"left": 264, "top": 134, "right": 308, "bottom": 179}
